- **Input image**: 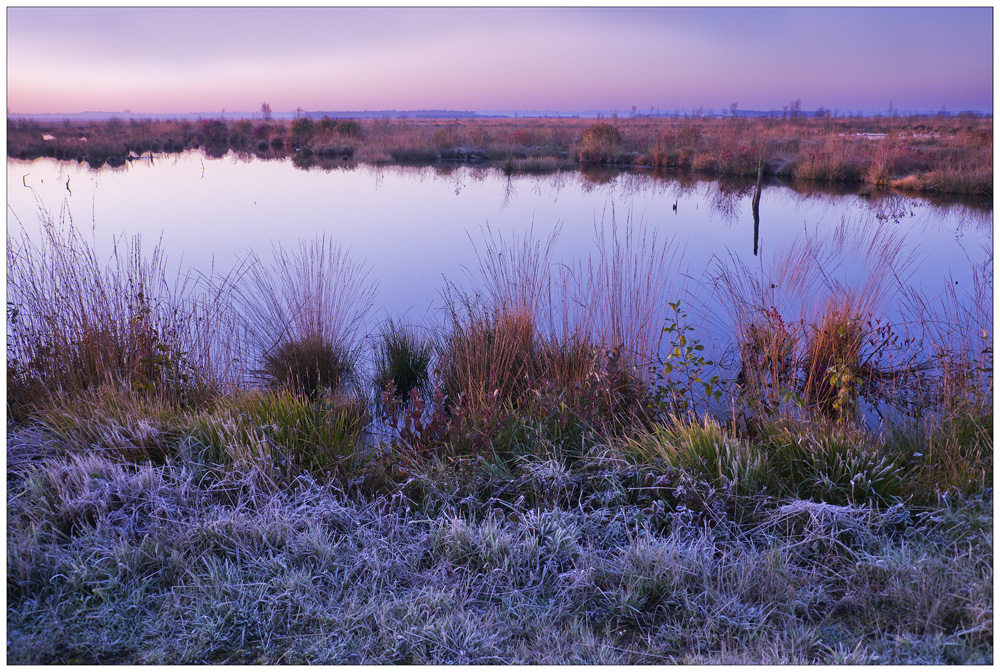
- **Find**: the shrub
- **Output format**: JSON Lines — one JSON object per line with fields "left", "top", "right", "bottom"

{"left": 577, "top": 123, "right": 623, "bottom": 163}
{"left": 318, "top": 116, "right": 338, "bottom": 133}
{"left": 290, "top": 117, "right": 315, "bottom": 146}
{"left": 652, "top": 300, "right": 723, "bottom": 418}
{"left": 198, "top": 119, "right": 228, "bottom": 146}
{"left": 337, "top": 119, "right": 364, "bottom": 138}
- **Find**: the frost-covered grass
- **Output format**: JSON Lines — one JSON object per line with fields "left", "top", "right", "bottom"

{"left": 7, "top": 443, "right": 991, "bottom": 664}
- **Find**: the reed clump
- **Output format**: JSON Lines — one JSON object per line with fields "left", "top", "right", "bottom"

{"left": 373, "top": 321, "right": 433, "bottom": 405}
{"left": 6, "top": 212, "right": 221, "bottom": 420}
{"left": 261, "top": 333, "right": 353, "bottom": 398}
{"left": 735, "top": 306, "right": 797, "bottom": 408}
{"left": 230, "top": 234, "right": 377, "bottom": 396}
{"left": 438, "top": 305, "right": 539, "bottom": 414}
{"left": 800, "top": 300, "right": 869, "bottom": 420}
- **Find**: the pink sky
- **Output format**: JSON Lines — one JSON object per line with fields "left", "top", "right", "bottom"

{"left": 6, "top": 7, "right": 993, "bottom": 115}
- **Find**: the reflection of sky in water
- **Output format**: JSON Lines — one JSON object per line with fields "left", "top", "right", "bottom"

{"left": 7, "top": 152, "right": 992, "bottom": 326}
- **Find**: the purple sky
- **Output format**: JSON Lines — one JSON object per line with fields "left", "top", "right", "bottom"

{"left": 6, "top": 6, "right": 994, "bottom": 115}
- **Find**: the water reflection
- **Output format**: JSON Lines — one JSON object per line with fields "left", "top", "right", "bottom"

{"left": 501, "top": 173, "right": 517, "bottom": 210}
{"left": 707, "top": 179, "right": 754, "bottom": 227}
{"left": 751, "top": 179, "right": 762, "bottom": 257}
{"left": 78, "top": 148, "right": 994, "bottom": 229}
{"left": 6, "top": 152, "right": 991, "bottom": 326}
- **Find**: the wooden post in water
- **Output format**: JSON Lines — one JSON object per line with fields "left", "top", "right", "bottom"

{"left": 752, "top": 158, "right": 762, "bottom": 256}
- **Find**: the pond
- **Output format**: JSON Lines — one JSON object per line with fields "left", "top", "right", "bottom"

{"left": 6, "top": 151, "right": 993, "bottom": 419}
{"left": 7, "top": 150, "right": 990, "bottom": 320}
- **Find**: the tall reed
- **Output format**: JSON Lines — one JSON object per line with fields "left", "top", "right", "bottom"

{"left": 437, "top": 214, "right": 684, "bottom": 421}
{"left": 562, "top": 212, "right": 685, "bottom": 376}
{"left": 898, "top": 244, "right": 993, "bottom": 419}
{"left": 7, "top": 206, "right": 226, "bottom": 417}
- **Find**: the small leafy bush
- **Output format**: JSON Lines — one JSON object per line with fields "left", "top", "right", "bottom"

{"left": 651, "top": 301, "right": 722, "bottom": 418}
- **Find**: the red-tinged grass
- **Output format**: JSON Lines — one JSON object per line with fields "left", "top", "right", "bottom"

{"left": 437, "top": 304, "right": 540, "bottom": 414}
{"left": 437, "top": 216, "right": 682, "bottom": 419}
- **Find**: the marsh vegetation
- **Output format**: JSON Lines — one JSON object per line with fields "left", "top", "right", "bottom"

{"left": 6, "top": 173, "right": 992, "bottom": 661}
{"left": 7, "top": 112, "right": 993, "bottom": 198}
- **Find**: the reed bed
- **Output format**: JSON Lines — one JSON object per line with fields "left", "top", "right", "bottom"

{"left": 6, "top": 207, "right": 230, "bottom": 418}
{"left": 9, "top": 113, "right": 991, "bottom": 197}
{"left": 704, "top": 217, "right": 927, "bottom": 420}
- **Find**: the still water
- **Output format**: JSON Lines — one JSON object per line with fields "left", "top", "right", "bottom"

{"left": 7, "top": 151, "right": 992, "bottom": 332}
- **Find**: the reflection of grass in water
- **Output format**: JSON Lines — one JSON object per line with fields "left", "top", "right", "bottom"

{"left": 705, "top": 216, "right": 991, "bottom": 429}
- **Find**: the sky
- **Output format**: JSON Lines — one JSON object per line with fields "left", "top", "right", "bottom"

{"left": 5, "top": 6, "right": 994, "bottom": 116}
